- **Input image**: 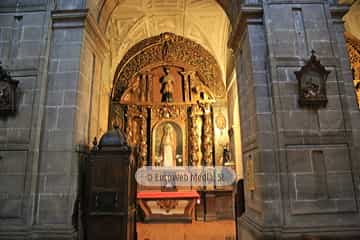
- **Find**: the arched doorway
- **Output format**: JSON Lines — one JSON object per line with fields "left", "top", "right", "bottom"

{"left": 81, "top": 0, "right": 243, "bottom": 176}
{"left": 81, "top": 0, "right": 241, "bottom": 239}
{"left": 109, "top": 33, "right": 237, "bottom": 239}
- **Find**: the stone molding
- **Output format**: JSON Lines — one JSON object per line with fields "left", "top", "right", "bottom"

{"left": 330, "top": 5, "right": 350, "bottom": 19}
{"left": 51, "top": 9, "right": 88, "bottom": 29}
{"left": 84, "top": 12, "right": 110, "bottom": 58}
{"left": 51, "top": 8, "right": 110, "bottom": 57}
{"left": 228, "top": 6, "right": 263, "bottom": 53}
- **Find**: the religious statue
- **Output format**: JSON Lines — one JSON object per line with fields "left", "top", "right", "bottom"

{"left": 160, "top": 68, "right": 175, "bottom": 102}
{"left": 160, "top": 123, "right": 176, "bottom": 167}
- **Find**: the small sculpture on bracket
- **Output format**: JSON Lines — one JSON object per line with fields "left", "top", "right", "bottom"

{"left": 295, "top": 50, "right": 330, "bottom": 108}
{"left": 0, "top": 62, "right": 18, "bottom": 116}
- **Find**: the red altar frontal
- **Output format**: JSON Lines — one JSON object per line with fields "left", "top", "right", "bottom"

{"left": 137, "top": 191, "right": 200, "bottom": 222}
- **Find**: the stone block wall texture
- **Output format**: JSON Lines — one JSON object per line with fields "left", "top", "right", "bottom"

{"left": 0, "top": 1, "right": 91, "bottom": 239}
{"left": 237, "top": 0, "right": 360, "bottom": 239}
{"left": 0, "top": 0, "right": 49, "bottom": 232}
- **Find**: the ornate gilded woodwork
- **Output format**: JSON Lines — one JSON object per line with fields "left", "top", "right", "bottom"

{"left": 200, "top": 103, "right": 214, "bottom": 166}
{"left": 344, "top": 31, "right": 360, "bottom": 108}
{"left": 139, "top": 110, "right": 148, "bottom": 167}
{"left": 156, "top": 199, "right": 178, "bottom": 213}
{"left": 189, "top": 104, "right": 203, "bottom": 166}
{"left": 124, "top": 105, "right": 149, "bottom": 167}
{"left": 151, "top": 105, "right": 187, "bottom": 166}
{"left": 151, "top": 104, "right": 187, "bottom": 121}
{"left": 109, "top": 103, "right": 125, "bottom": 129}
{"left": 110, "top": 33, "right": 229, "bottom": 170}
{"left": 112, "top": 33, "right": 225, "bottom": 101}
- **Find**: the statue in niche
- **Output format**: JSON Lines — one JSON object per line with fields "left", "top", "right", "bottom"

{"left": 160, "top": 123, "right": 177, "bottom": 167}
{"left": 160, "top": 68, "right": 175, "bottom": 102}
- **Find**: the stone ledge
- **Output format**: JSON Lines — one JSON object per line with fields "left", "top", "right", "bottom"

{"left": 228, "top": 6, "right": 264, "bottom": 52}
{"left": 52, "top": 9, "right": 88, "bottom": 29}
{"left": 0, "top": 226, "right": 77, "bottom": 240}
{"left": 237, "top": 216, "right": 360, "bottom": 240}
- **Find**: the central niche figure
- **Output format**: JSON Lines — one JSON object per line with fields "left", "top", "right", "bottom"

{"left": 160, "top": 67, "right": 175, "bottom": 102}
{"left": 160, "top": 123, "right": 177, "bottom": 167}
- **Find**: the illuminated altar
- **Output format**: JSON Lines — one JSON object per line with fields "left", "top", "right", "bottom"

{"left": 110, "top": 33, "right": 234, "bottom": 221}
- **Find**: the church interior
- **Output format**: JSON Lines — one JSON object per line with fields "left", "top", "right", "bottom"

{"left": 0, "top": 0, "right": 360, "bottom": 239}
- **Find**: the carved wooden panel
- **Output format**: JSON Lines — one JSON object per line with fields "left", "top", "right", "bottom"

{"left": 113, "top": 33, "right": 224, "bottom": 101}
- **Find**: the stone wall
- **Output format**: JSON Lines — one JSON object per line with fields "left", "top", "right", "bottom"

{"left": 0, "top": 1, "right": 91, "bottom": 239}
{"left": 235, "top": 1, "right": 360, "bottom": 239}
{"left": 0, "top": 0, "right": 52, "bottom": 237}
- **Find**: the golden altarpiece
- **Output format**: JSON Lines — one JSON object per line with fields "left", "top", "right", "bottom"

{"left": 345, "top": 31, "right": 360, "bottom": 108}
{"left": 109, "top": 33, "right": 234, "bottom": 221}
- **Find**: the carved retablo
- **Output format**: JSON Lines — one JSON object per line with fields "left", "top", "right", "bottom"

{"left": 110, "top": 33, "right": 229, "bottom": 188}
{"left": 113, "top": 32, "right": 224, "bottom": 101}
{"left": 345, "top": 31, "right": 360, "bottom": 108}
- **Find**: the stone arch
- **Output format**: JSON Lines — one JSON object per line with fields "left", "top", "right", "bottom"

{"left": 87, "top": 0, "right": 237, "bottom": 30}
{"left": 86, "top": 0, "right": 232, "bottom": 86}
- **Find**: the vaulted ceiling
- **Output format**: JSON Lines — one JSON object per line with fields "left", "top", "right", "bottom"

{"left": 343, "top": 0, "right": 360, "bottom": 39}
{"left": 88, "top": 0, "right": 231, "bottom": 83}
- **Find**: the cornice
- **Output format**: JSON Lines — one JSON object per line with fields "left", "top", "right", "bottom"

{"left": 330, "top": 5, "right": 350, "bottom": 19}
{"left": 228, "top": 6, "right": 263, "bottom": 53}
{"left": 51, "top": 9, "right": 88, "bottom": 29}
{"left": 51, "top": 9, "right": 109, "bottom": 55}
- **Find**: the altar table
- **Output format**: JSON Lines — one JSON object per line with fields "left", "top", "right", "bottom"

{"left": 137, "top": 190, "right": 200, "bottom": 222}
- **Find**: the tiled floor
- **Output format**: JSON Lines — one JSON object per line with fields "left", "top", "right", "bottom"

{"left": 137, "top": 220, "right": 236, "bottom": 240}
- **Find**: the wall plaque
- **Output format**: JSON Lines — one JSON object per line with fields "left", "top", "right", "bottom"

{"left": 246, "top": 154, "right": 255, "bottom": 191}
{"left": 0, "top": 63, "right": 18, "bottom": 115}
{"left": 295, "top": 50, "right": 330, "bottom": 108}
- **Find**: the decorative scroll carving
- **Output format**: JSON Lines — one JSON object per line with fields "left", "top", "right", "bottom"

{"left": 156, "top": 199, "right": 178, "bottom": 213}
{"left": 0, "top": 62, "right": 18, "bottom": 115}
{"left": 112, "top": 32, "right": 224, "bottom": 101}
{"left": 109, "top": 103, "right": 125, "bottom": 129}
{"left": 121, "top": 71, "right": 153, "bottom": 103}
{"left": 151, "top": 104, "right": 187, "bottom": 121}
{"left": 344, "top": 31, "right": 360, "bottom": 108}
{"left": 200, "top": 103, "right": 213, "bottom": 166}
{"left": 125, "top": 105, "right": 149, "bottom": 167}
{"left": 139, "top": 108, "right": 148, "bottom": 167}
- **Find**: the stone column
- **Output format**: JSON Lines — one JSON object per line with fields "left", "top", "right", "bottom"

{"left": 33, "top": 4, "right": 108, "bottom": 239}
